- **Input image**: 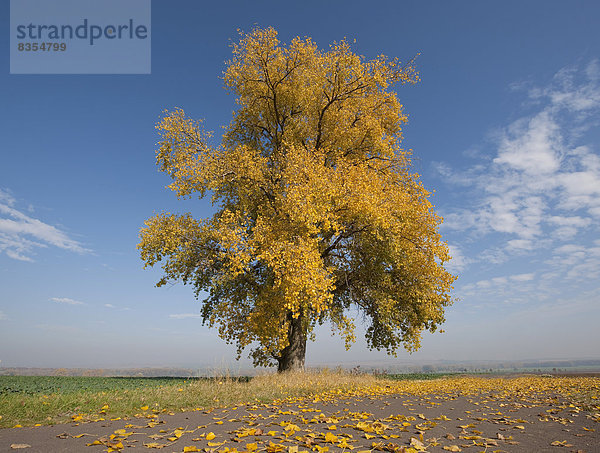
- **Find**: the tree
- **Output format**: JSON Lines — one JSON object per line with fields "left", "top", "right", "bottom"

{"left": 138, "top": 27, "right": 456, "bottom": 372}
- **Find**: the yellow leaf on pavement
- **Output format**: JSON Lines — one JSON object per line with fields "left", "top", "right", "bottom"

{"left": 410, "top": 437, "right": 426, "bottom": 451}
{"left": 266, "top": 442, "right": 286, "bottom": 453}
{"left": 324, "top": 432, "right": 338, "bottom": 443}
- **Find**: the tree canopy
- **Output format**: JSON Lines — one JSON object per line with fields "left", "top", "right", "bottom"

{"left": 138, "top": 27, "right": 456, "bottom": 371}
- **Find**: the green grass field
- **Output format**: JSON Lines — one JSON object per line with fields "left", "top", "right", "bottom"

{"left": 0, "top": 376, "right": 208, "bottom": 396}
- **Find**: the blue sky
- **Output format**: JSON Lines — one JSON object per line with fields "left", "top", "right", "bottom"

{"left": 1, "top": 0, "right": 599, "bottom": 369}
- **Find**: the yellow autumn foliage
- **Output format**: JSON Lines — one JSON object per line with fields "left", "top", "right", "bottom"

{"left": 138, "top": 27, "right": 456, "bottom": 368}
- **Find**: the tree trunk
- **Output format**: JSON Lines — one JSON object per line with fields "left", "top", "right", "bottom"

{"left": 277, "top": 311, "right": 307, "bottom": 372}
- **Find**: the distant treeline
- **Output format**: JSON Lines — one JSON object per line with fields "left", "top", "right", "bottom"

{"left": 519, "top": 359, "right": 600, "bottom": 368}
{"left": 2, "top": 359, "right": 599, "bottom": 377}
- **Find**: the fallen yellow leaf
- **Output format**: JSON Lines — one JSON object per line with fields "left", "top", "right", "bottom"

{"left": 324, "top": 432, "right": 338, "bottom": 443}
{"left": 266, "top": 442, "right": 286, "bottom": 453}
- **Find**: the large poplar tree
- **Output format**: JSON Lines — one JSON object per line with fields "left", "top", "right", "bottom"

{"left": 138, "top": 27, "right": 456, "bottom": 371}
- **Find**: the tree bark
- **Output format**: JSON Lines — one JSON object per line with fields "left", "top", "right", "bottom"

{"left": 277, "top": 311, "right": 307, "bottom": 372}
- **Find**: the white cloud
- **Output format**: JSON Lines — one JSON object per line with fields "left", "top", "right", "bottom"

{"left": 50, "top": 297, "right": 85, "bottom": 306}
{"left": 169, "top": 313, "right": 202, "bottom": 319}
{"left": 474, "top": 247, "right": 507, "bottom": 265}
{"left": 438, "top": 61, "right": 600, "bottom": 258}
{"left": 548, "top": 242, "right": 600, "bottom": 282}
{"left": 441, "top": 210, "right": 478, "bottom": 232}
{"left": 494, "top": 111, "right": 562, "bottom": 175}
{"left": 0, "top": 188, "right": 90, "bottom": 261}
{"left": 509, "top": 273, "right": 535, "bottom": 282}
{"left": 491, "top": 276, "right": 508, "bottom": 285}
{"left": 541, "top": 60, "right": 600, "bottom": 113}
{"left": 566, "top": 258, "right": 600, "bottom": 281}
{"left": 0, "top": 311, "right": 7, "bottom": 320}
{"left": 446, "top": 244, "right": 470, "bottom": 273}
{"left": 547, "top": 215, "right": 592, "bottom": 240}
{"left": 0, "top": 189, "right": 16, "bottom": 206}
{"left": 554, "top": 244, "right": 585, "bottom": 254}
{"left": 104, "top": 304, "right": 115, "bottom": 308}
{"left": 458, "top": 272, "right": 539, "bottom": 308}
{"left": 468, "top": 272, "right": 535, "bottom": 288}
